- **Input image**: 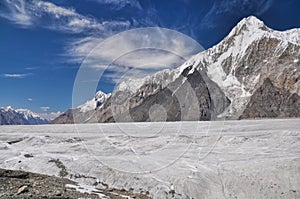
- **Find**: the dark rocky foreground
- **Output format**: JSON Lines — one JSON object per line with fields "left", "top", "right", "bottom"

{"left": 0, "top": 168, "right": 150, "bottom": 199}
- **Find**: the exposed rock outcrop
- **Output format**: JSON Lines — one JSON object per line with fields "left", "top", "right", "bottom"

{"left": 240, "top": 78, "right": 300, "bottom": 119}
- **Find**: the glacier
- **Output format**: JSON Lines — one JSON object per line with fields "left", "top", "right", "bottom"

{"left": 0, "top": 119, "right": 299, "bottom": 198}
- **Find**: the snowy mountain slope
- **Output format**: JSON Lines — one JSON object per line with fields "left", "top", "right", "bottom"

{"left": 0, "top": 106, "right": 48, "bottom": 125}
{"left": 77, "top": 90, "right": 111, "bottom": 113}
{"left": 115, "top": 16, "right": 299, "bottom": 101}
{"left": 178, "top": 16, "right": 300, "bottom": 118}
{"left": 53, "top": 16, "right": 300, "bottom": 124}
{"left": 95, "top": 16, "right": 299, "bottom": 122}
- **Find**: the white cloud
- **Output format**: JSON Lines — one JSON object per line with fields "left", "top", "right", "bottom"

{"left": 0, "top": 0, "right": 202, "bottom": 86}
{"left": 25, "top": 67, "right": 39, "bottom": 70}
{"left": 2, "top": 73, "right": 32, "bottom": 78}
{"left": 36, "top": 1, "right": 77, "bottom": 17}
{"left": 0, "top": 0, "right": 33, "bottom": 26}
{"left": 27, "top": 98, "right": 33, "bottom": 101}
{"left": 67, "top": 35, "right": 117, "bottom": 63}
{"left": 0, "top": 0, "right": 133, "bottom": 68}
{"left": 0, "top": 0, "right": 131, "bottom": 33}
{"left": 0, "top": 0, "right": 136, "bottom": 77}
{"left": 90, "top": 0, "right": 142, "bottom": 10}
{"left": 78, "top": 28, "right": 202, "bottom": 66}
{"left": 104, "top": 49, "right": 185, "bottom": 70}
{"left": 40, "top": 106, "right": 50, "bottom": 111}
{"left": 73, "top": 28, "right": 203, "bottom": 84}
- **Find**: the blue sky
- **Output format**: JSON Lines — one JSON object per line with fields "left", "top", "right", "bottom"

{"left": 0, "top": 0, "right": 300, "bottom": 114}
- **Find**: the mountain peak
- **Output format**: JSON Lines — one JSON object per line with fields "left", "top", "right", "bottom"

{"left": 5, "top": 106, "right": 14, "bottom": 111}
{"left": 239, "top": 16, "right": 264, "bottom": 27}
{"left": 77, "top": 90, "right": 111, "bottom": 113}
{"left": 95, "top": 90, "right": 109, "bottom": 100}
{"left": 226, "top": 16, "right": 266, "bottom": 38}
{"left": 238, "top": 16, "right": 265, "bottom": 30}
{"left": 225, "top": 15, "right": 299, "bottom": 45}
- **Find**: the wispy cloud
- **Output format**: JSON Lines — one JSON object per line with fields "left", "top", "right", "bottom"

{"left": 0, "top": 0, "right": 131, "bottom": 33}
{"left": 0, "top": 0, "right": 134, "bottom": 86}
{"left": 1, "top": 0, "right": 201, "bottom": 84}
{"left": 25, "top": 67, "right": 39, "bottom": 70}
{"left": 2, "top": 73, "right": 32, "bottom": 78}
{"left": 0, "top": 0, "right": 33, "bottom": 26}
{"left": 40, "top": 106, "right": 50, "bottom": 111}
{"left": 73, "top": 28, "right": 203, "bottom": 84}
{"left": 89, "top": 0, "right": 142, "bottom": 10}
{"left": 27, "top": 98, "right": 33, "bottom": 101}
{"left": 201, "top": 0, "right": 274, "bottom": 28}
{"left": 0, "top": 0, "right": 134, "bottom": 67}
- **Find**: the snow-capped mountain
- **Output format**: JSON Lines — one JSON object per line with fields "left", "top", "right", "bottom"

{"left": 0, "top": 106, "right": 48, "bottom": 125}
{"left": 53, "top": 16, "right": 300, "bottom": 124}
{"left": 77, "top": 91, "right": 111, "bottom": 113}
{"left": 177, "top": 16, "right": 299, "bottom": 118}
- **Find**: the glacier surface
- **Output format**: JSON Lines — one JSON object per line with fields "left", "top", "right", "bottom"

{"left": 0, "top": 119, "right": 299, "bottom": 198}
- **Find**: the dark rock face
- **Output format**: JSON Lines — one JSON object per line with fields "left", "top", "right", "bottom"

{"left": 109, "top": 67, "right": 214, "bottom": 122}
{"left": 240, "top": 78, "right": 300, "bottom": 119}
{"left": 94, "top": 66, "right": 230, "bottom": 123}
{"left": 56, "top": 66, "right": 230, "bottom": 124}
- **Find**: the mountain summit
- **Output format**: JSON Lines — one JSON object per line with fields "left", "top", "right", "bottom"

{"left": 53, "top": 16, "right": 300, "bottom": 123}
{"left": 77, "top": 91, "right": 111, "bottom": 113}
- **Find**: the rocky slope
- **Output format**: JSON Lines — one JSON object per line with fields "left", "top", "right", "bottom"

{"left": 0, "top": 107, "right": 48, "bottom": 125}
{"left": 51, "top": 91, "right": 111, "bottom": 124}
{"left": 240, "top": 78, "right": 300, "bottom": 119}
{"left": 0, "top": 168, "right": 150, "bottom": 199}
{"left": 53, "top": 16, "right": 300, "bottom": 124}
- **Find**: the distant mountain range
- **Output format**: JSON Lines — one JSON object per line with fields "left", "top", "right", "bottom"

{"left": 53, "top": 16, "right": 300, "bottom": 124}
{"left": 0, "top": 107, "right": 48, "bottom": 125}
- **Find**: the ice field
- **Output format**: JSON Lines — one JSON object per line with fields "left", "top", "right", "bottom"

{"left": 0, "top": 119, "right": 299, "bottom": 198}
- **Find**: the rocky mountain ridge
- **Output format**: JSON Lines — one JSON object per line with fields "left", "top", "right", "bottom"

{"left": 0, "top": 107, "right": 48, "bottom": 125}
{"left": 51, "top": 91, "right": 111, "bottom": 124}
{"left": 53, "top": 16, "right": 300, "bottom": 124}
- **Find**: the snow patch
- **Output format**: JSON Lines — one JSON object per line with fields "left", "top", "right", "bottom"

{"left": 65, "top": 184, "right": 109, "bottom": 198}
